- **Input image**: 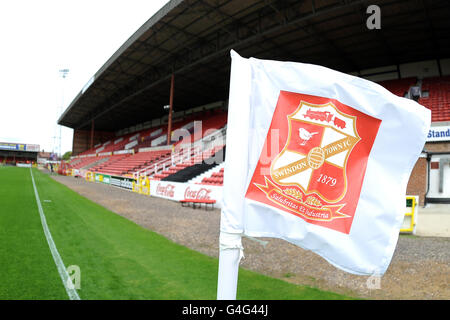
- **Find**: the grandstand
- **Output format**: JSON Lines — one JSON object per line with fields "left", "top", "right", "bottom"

{"left": 419, "top": 76, "right": 450, "bottom": 122}
{"left": 0, "top": 142, "right": 39, "bottom": 166}
{"left": 57, "top": 0, "right": 450, "bottom": 205}
{"left": 377, "top": 77, "right": 417, "bottom": 98}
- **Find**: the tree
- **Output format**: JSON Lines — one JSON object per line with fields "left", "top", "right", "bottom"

{"left": 62, "top": 151, "right": 72, "bottom": 161}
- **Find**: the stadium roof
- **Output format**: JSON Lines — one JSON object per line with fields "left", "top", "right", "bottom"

{"left": 58, "top": 0, "right": 450, "bottom": 132}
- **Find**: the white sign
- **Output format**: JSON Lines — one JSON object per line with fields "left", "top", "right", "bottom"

{"left": 16, "top": 163, "right": 32, "bottom": 168}
{"left": 427, "top": 125, "right": 450, "bottom": 142}
{"left": 26, "top": 144, "right": 40, "bottom": 152}
{"left": 150, "top": 180, "right": 223, "bottom": 207}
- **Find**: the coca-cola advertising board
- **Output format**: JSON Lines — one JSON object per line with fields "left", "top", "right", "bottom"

{"left": 150, "top": 180, "right": 223, "bottom": 207}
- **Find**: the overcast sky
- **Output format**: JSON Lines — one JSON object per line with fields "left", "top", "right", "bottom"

{"left": 0, "top": 0, "right": 170, "bottom": 154}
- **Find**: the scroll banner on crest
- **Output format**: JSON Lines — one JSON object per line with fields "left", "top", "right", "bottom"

{"left": 221, "top": 50, "right": 430, "bottom": 275}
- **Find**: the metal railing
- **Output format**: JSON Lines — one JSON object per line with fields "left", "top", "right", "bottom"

{"left": 134, "top": 126, "right": 226, "bottom": 179}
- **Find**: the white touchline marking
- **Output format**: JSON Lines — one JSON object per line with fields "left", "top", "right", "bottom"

{"left": 29, "top": 168, "right": 81, "bottom": 300}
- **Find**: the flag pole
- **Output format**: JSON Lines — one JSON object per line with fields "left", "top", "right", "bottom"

{"left": 217, "top": 232, "right": 243, "bottom": 300}
{"left": 217, "top": 51, "right": 249, "bottom": 300}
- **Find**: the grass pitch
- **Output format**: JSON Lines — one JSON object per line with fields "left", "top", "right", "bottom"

{"left": 0, "top": 167, "right": 353, "bottom": 300}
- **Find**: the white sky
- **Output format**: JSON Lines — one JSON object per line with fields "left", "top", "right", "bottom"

{"left": 0, "top": 0, "right": 170, "bottom": 155}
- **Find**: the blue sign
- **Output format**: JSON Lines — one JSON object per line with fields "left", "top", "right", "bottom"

{"left": 427, "top": 126, "right": 450, "bottom": 142}
{"left": 0, "top": 142, "right": 26, "bottom": 151}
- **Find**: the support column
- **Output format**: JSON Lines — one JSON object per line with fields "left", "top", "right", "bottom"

{"left": 90, "top": 119, "right": 95, "bottom": 150}
{"left": 437, "top": 59, "right": 443, "bottom": 77}
{"left": 167, "top": 73, "right": 174, "bottom": 145}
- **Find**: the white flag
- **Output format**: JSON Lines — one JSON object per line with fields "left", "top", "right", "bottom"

{"left": 220, "top": 50, "right": 430, "bottom": 276}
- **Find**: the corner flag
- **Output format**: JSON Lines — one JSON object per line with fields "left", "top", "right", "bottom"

{"left": 217, "top": 50, "right": 430, "bottom": 299}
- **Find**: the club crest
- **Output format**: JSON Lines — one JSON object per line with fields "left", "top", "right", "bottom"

{"left": 270, "top": 100, "right": 360, "bottom": 203}
{"left": 245, "top": 91, "right": 381, "bottom": 234}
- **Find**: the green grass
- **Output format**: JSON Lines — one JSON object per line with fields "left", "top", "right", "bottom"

{"left": 0, "top": 167, "right": 67, "bottom": 299}
{"left": 0, "top": 167, "right": 354, "bottom": 300}
{"left": 399, "top": 234, "right": 418, "bottom": 239}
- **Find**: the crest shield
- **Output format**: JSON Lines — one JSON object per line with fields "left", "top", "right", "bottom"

{"left": 245, "top": 91, "right": 382, "bottom": 234}
{"left": 270, "top": 101, "right": 360, "bottom": 203}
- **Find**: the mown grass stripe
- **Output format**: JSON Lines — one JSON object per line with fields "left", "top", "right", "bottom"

{"left": 0, "top": 167, "right": 68, "bottom": 299}
{"left": 30, "top": 168, "right": 80, "bottom": 300}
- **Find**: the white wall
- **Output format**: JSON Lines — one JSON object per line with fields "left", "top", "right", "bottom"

{"left": 356, "top": 59, "right": 448, "bottom": 82}
{"left": 440, "top": 58, "right": 450, "bottom": 76}
{"left": 400, "top": 60, "right": 440, "bottom": 79}
{"left": 359, "top": 64, "right": 399, "bottom": 82}
{"left": 428, "top": 155, "right": 450, "bottom": 198}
